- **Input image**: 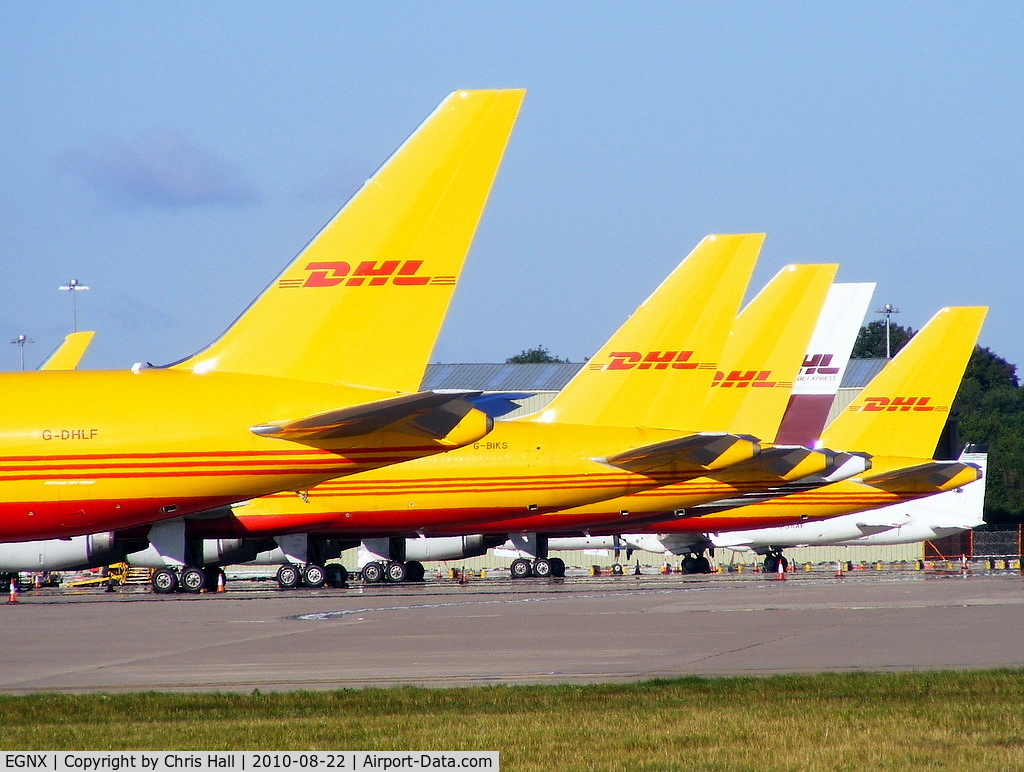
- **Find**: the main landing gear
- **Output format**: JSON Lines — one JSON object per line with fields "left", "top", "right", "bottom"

{"left": 275, "top": 563, "right": 348, "bottom": 589}
{"left": 359, "top": 560, "right": 426, "bottom": 584}
{"left": 151, "top": 566, "right": 225, "bottom": 594}
{"left": 680, "top": 554, "right": 713, "bottom": 574}
{"left": 761, "top": 551, "right": 789, "bottom": 574}
{"left": 509, "top": 556, "right": 566, "bottom": 578}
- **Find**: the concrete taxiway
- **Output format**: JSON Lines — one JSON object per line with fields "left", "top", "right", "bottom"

{"left": 2, "top": 572, "right": 1023, "bottom": 693}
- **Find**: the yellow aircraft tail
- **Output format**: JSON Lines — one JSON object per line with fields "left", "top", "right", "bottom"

{"left": 533, "top": 233, "right": 763, "bottom": 428}
{"left": 174, "top": 89, "right": 524, "bottom": 390}
{"left": 39, "top": 331, "right": 95, "bottom": 370}
{"left": 820, "top": 306, "right": 987, "bottom": 458}
{"left": 695, "top": 264, "right": 836, "bottom": 437}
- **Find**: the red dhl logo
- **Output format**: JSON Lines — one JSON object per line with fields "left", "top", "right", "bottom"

{"left": 801, "top": 353, "right": 840, "bottom": 375}
{"left": 589, "top": 351, "right": 716, "bottom": 371}
{"left": 849, "top": 396, "right": 946, "bottom": 413}
{"left": 277, "top": 260, "right": 455, "bottom": 288}
{"left": 712, "top": 370, "right": 789, "bottom": 388}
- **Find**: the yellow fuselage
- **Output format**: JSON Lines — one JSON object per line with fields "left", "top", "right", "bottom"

{"left": 218, "top": 422, "right": 753, "bottom": 538}
{"left": 0, "top": 369, "right": 485, "bottom": 541}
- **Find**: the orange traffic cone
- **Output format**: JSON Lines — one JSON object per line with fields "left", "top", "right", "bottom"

{"left": 834, "top": 560, "right": 844, "bottom": 579}
{"left": 217, "top": 572, "right": 226, "bottom": 593}
{"left": 776, "top": 560, "right": 785, "bottom": 581}
{"left": 6, "top": 579, "right": 17, "bottom": 604}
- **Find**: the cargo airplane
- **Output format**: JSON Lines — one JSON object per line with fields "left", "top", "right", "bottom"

{"left": 401, "top": 262, "right": 866, "bottom": 578}
{"left": 0, "top": 89, "right": 524, "bottom": 546}
{"left": 612, "top": 305, "right": 987, "bottom": 572}
{"left": 0, "top": 233, "right": 769, "bottom": 590}
{"left": 237, "top": 259, "right": 856, "bottom": 582}
{"left": 707, "top": 445, "right": 987, "bottom": 568}
{"left": 517, "top": 281, "right": 877, "bottom": 570}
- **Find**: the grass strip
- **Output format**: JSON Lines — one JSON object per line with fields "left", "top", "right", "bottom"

{"left": 3, "top": 670, "right": 1024, "bottom": 770}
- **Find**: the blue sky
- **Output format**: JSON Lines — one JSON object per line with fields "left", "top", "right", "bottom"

{"left": 2, "top": 2, "right": 1021, "bottom": 373}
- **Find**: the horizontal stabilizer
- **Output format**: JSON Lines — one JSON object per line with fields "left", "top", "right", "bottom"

{"left": 251, "top": 391, "right": 488, "bottom": 441}
{"left": 605, "top": 432, "right": 759, "bottom": 474}
{"left": 815, "top": 451, "right": 872, "bottom": 482}
{"left": 861, "top": 461, "right": 982, "bottom": 492}
{"left": 720, "top": 445, "right": 832, "bottom": 481}
{"left": 678, "top": 450, "right": 873, "bottom": 516}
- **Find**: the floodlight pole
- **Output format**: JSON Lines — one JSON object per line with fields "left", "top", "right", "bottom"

{"left": 876, "top": 303, "right": 900, "bottom": 359}
{"left": 59, "top": 278, "right": 90, "bottom": 332}
{"left": 10, "top": 334, "right": 33, "bottom": 371}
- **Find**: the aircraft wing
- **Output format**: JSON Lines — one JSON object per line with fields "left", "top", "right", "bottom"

{"left": 251, "top": 391, "right": 490, "bottom": 442}
{"left": 604, "top": 432, "right": 759, "bottom": 475}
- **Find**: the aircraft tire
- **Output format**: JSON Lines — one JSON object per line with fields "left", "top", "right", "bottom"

{"left": 681, "top": 556, "right": 698, "bottom": 574}
{"left": 406, "top": 561, "right": 425, "bottom": 582}
{"left": 303, "top": 564, "right": 327, "bottom": 588}
{"left": 549, "top": 557, "right": 566, "bottom": 577}
{"left": 204, "top": 566, "right": 225, "bottom": 590}
{"left": 276, "top": 563, "right": 302, "bottom": 590}
{"left": 361, "top": 561, "right": 385, "bottom": 584}
{"left": 696, "top": 556, "right": 712, "bottom": 574}
{"left": 180, "top": 566, "right": 205, "bottom": 593}
{"left": 325, "top": 565, "right": 348, "bottom": 588}
{"left": 509, "top": 558, "right": 533, "bottom": 579}
{"left": 763, "top": 555, "right": 778, "bottom": 574}
{"left": 152, "top": 567, "right": 178, "bottom": 594}
{"left": 532, "top": 558, "right": 553, "bottom": 578}
{"left": 385, "top": 561, "right": 408, "bottom": 583}
{"left": 611, "top": 563, "right": 624, "bottom": 575}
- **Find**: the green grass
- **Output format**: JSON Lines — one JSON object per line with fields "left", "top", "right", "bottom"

{"left": 4, "top": 671, "right": 1024, "bottom": 770}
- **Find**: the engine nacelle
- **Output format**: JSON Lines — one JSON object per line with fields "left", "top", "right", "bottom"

{"left": 202, "top": 539, "right": 269, "bottom": 566}
{"left": 402, "top": 535, "right": 504, "bottom": 562}
{"left": 0, "top": 533, "right": 130, "bottom": 572}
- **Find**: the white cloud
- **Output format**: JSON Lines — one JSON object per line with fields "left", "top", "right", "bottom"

{"left": 62, "top": 128, "right": 257, "bottom": 208}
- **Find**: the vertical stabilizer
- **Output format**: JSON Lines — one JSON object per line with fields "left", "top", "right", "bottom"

{"left": 820, "top": 307, "right": 987, "bottom": 457}
{"left": 773, "top": 282, "right": 875, "bottom": 445}
{"left": 695, "top": 263, "right": 836, "bottom": 437}
{"left": 39, "top": 331, "right": 95, "bottom": 371}
{"left": 532, "top": 234, "right": 762, "bottom": 428}
{"left": 174, "top": 90, "right": 525, "bottom": 390}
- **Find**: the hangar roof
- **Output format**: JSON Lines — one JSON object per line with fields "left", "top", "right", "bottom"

{"left": 421, "top": 359, "right": 887, "bottom": 392}
{"left": 422, "top": 362, "right": 582, "bottom": 392}
{"left": 841, "top": 358, "right": 887, "bottom": 388}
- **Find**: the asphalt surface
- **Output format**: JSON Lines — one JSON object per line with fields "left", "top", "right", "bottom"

{"left": 2, "top": 570, "right": 1023, "bottom": 693}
